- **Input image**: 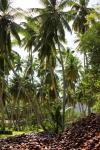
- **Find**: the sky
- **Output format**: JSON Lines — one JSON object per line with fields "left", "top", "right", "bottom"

{"left": 11, "top": 0, "right": 100, "bottom": 59}
{"left": 12, "top": 0, "right": 100, "bottom": 9}
{"left": 11, "top": 0, "right": 42, "bottom": 9}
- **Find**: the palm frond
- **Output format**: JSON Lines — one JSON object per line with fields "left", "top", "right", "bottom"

{"left": 28, "top": 8, "right": 44, "bottom": 14}
{"left": 10, "top": 22, "right": 21, "bottom": 45}
{"left": 39, "top": 17, "right": 50, "bottom": 33}
{"left": 79, "top": 0, "right": 89, "bottom": 6}
{"left": 1, "top": 0, "right": 9, "bottom": 11}
{"left": 59, "top": 0, "right": 73, "bottom": 10}
{"left": 60, "top": 11, "right": 74, "bottom": 21}
{"left": 54, "top": 13, "right": 65, "bottom": 39}
{"left": 45, "top": 23, "right": 54, "bottom": 38}
{"left": 0, "top": 1, "right": 4, "bottom": 11}
{"left": 71, "top": 4, "right": 80, "bottom": 11}
{"left": 8, "top": 7, "right": 26, "bottom": 20}
{"left": 61, "top": 16, "right": 72, "bottom": 34}
{"left": 33, "top": 39, "right": 42, "bottom": 52}
{"left": 50, "top": 0, "right": 56, "bottom": 6}
{"left": 32, "top": 13, "right": 49, "bottom": 22}
{"left": 40, "top": 0, "right": 50, "bottom": 7}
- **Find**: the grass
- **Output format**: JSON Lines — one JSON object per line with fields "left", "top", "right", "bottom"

{"left": 0, "top": 128, "right": 43, "bottom": 139}
{"left": 0, "top": 131, "right": 32, "bottom": 139}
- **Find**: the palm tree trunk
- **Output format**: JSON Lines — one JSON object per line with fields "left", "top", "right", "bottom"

{"left": 17, "top": 98, "right": 20, "bottom": 130}
{"left": 30, "top": 48, "right": 34, "bottom": 83}
{"left": 0, "top": 79, "right": 5, "bottom": 130}
{"left": 56, "top": 37, "right": 66, "bottom": 132}
{"left": 30, "top": 47, "right": 46, "bottom": 127}
{"left": 85, "top": 53, "right": 91, "bottom": 115}
{"left": 71, "top": 89, "right": 76, "bottom": 123}
{"left": 10, "top": 89, "right": 21, "bottom": 128}
{"left": 5, "top": 74, "right": 12, "bottom": 129}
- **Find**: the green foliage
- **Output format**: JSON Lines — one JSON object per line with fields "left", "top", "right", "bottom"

{"left": 80, "top": 22, "right": 100, "bottom": 65}
{"left": 70, "top": 0, "right": 92, "bottom": 34}
{"left": 93, "top": 100, "right": 100, "bottom": 114}
{"left": 0, "top": 131, "right": 32, "bottom": 139}
{"left": 42, "top": 101, "right": 62, "bottom": 133}
{"left": 0, "top": 69, "right": 4, "bottom": 76}
{"left": 85, "top": 2, "right": 100, "bottom": 24}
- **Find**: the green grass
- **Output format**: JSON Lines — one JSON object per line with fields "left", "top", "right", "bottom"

{"left": 0, "top": 131, "right": 32, "bottom": 139}
{"left": 0, "top": 127, "right": 43, "bottom": 139}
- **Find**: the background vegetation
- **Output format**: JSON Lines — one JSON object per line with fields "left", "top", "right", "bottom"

{"left": 0, "top": 0, "right": 100, "bottom": 134}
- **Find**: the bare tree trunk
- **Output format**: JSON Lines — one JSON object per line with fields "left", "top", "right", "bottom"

{"left": 5, "top": 75, "right": 12, "bottom": 129}
{"left": 10, "top": 89, "right": 21, "bottom": 129}
{"left": 0, "top": 79, "right": 5, "bottom": 130}
{"left": 17, "top": 98, "right": 20, "bottom": 130}
{"left": 85, "top": 53, "right": 91, "bottom": 116}
{"left": 57, "top": 38, "right": 66, "bottom": 132}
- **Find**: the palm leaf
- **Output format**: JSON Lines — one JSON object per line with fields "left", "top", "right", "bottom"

{"left": 79, "top": 0, "right": 89, "bottom": 6}
{"left": 1, "top": 0, "right": 9, "bottom": 11}
{"left": 0, "top": 69, "right": 4, "bottom": 76}
{"left": 32, "top": 13, "right": 50, "bottom": 22}
{"left": 61, "top": 15, "right": 72, "bottom": 33}
{"left": 10, "top": 22, "right": 22, "bottom": 45}
{"left": 40, "top": 0, "right": 50, "bottom": 7}
{"left": 54, "top": 13, "right": 65, "bottom": 39}
{"left": 71, "top": 4, "right": 80, "bottom": 11}
{"left": 39, "top": 17, "right": 51, "bottom": 34}
{"left": 28, "top": 8, "right": 44, "bottom": 14}
{"left": 0, "top": 1, "right": 4, "bottom": 11}
{"left": 59, "top": 0, "right": 73, "bottom": 10}
{"left": 50, "top": 0, "right": 56, "bottom": 6}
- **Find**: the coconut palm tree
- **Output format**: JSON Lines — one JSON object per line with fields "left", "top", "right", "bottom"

{"left": 9, "top": 75, "right": 22, "bottom": 129}
{"left": 68, "top": 0, "right": 94, "bottom": 116}
{"left": 29, "top": 0, "right": 72, "bottom": 131}
{"left": 68, "top": 0, "right": 93, "bottom": 69}
{"left": 21, "top": 17, "right": 38, "bottom": 83}
{"left": 0, "top": 0, "right": 49, "bottom": 131}
{"left": 66, "top": 58, "right": 81, "bottom": 122}
{"left": 0, "top": 0, "right": 25, "bottom": 130}
{"left": 63, "top": 48, "right": 82, "bottom": 122}
{"left": 69, "top": 0, "right": 93, "bottom": 34}
{"left": 22, "top": 16, "right": 61, "bottom": 121}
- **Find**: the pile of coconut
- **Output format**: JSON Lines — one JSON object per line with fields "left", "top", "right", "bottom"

{"left": 0, "top": 113, "right": 100, "bottom": 150}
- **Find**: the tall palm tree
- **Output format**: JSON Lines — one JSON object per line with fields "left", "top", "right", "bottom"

{"left": 69, "top": 0, "right": 93, "bottom": 66}
{"left": 21, "top": 17, "right": 38, "bottom": 83}
{"left": 0, "top": 0, "right": 48, "bottom": 131}
{"left": 0, "top": 0, "right": 25, "bottom": 130}
{"left": 69, "top": 0, "right": 94, "bottom": 115}
{"left": 29, "top": 0, "right": 72, "bottom": 131}
{"left": 9, "top": 76, "right": 22, "bottom": 129}
{"left": 65, "top": 52, "right": 82, "bottom": 122}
